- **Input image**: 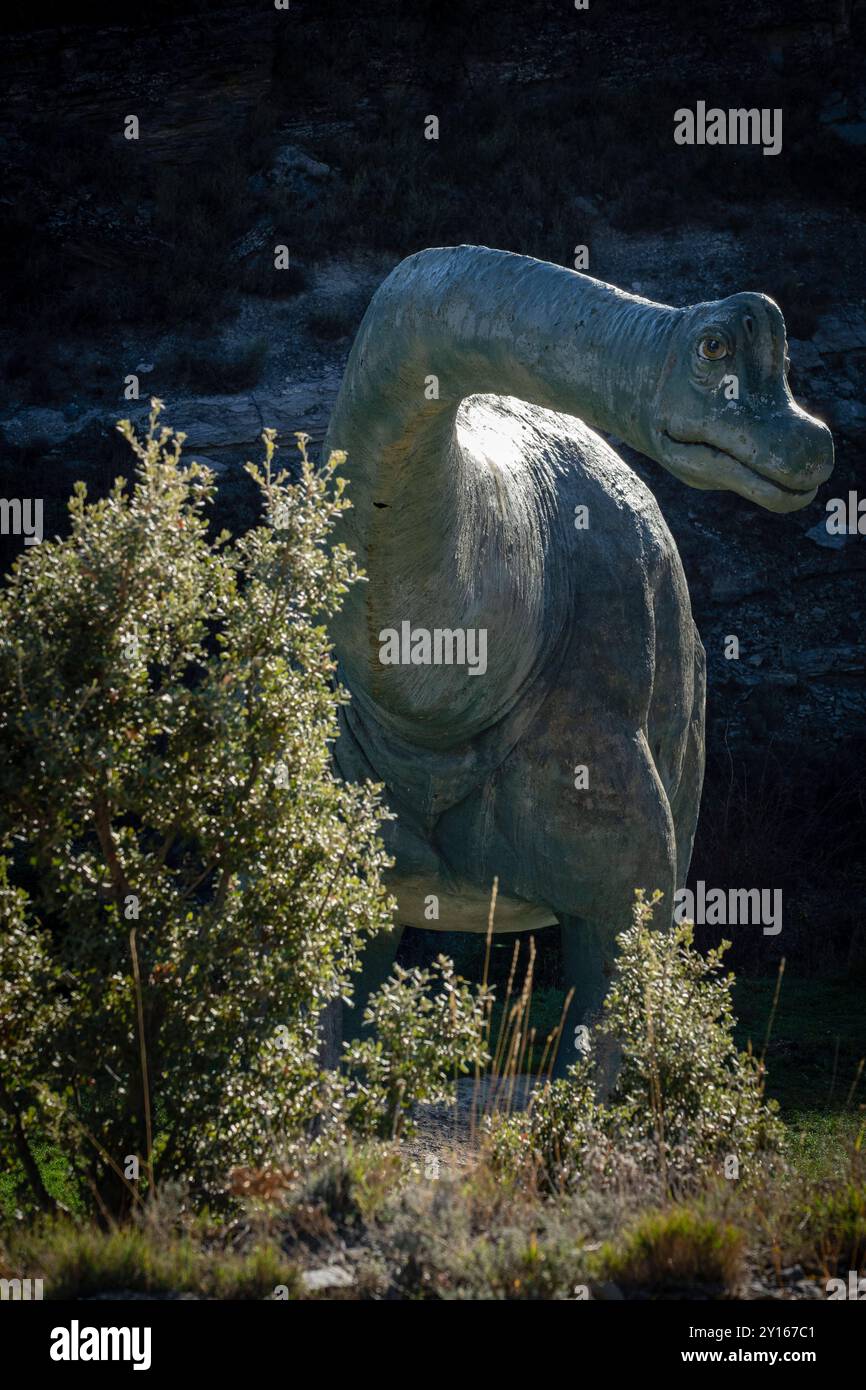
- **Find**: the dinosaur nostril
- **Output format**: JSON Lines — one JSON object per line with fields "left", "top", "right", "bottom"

{"left": 743, "top": 315, "right": 754, "bottom": 338}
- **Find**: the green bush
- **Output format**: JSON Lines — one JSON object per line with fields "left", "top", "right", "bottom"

{"left": 343, "top": 956, "right": 491, "bottom": 1140}
{"left": 0, "top": 404, "right": 396, "bottom": 1217}
{"left": 488, "top": 891, "right": 784, "bottom": 1192}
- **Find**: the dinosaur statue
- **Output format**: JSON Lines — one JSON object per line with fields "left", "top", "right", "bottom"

{"left": 322, "top": 245, "right": 834, "bottom": 1074}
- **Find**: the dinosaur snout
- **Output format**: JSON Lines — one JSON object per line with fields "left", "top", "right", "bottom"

{"left": 730, "top": 401, "right": 834, "bottom": 511}
{"left": 776, "top": 407, "right": 834, "bottom": 488}
{"left": 658, "top": 395, "right": 834, "bottom": 514}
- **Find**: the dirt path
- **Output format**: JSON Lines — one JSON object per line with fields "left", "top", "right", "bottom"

{"left": 405, "top": 1074, "right": 538, "bottom": 1178}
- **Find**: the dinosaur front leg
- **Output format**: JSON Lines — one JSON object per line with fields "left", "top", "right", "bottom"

{"left": 554, "top": 913, "right": 619, "bottom": 1089}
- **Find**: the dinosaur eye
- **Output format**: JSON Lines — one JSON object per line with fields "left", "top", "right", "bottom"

{"left": 698, "top": 335, "right": 728, "bottom": 360}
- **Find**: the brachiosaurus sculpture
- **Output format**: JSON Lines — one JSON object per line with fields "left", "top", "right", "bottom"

{"left": 322, "top": 245, "right": 834, "bottom": 1073}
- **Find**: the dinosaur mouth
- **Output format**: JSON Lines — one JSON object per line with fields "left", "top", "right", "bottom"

{"left": 661, "top": 430, "right": 815, "bottom": 498}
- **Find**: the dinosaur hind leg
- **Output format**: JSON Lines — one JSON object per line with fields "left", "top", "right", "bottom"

{"left": 553, "top": 913, "right": 620, "bottom": 1090}
{"left": 555, "top": 913, "right": 609, "bottom": 1063}
{"left": 550, "top": 744, "right": 678, "bottom": 1088}
{"left": 343, "top": 925, "right": 405, "bottom": 1044}
{"left": 319, "top": 926, "right": 405, "bottom": 1068}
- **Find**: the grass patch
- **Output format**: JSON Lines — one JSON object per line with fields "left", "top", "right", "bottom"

{"left": 3, "top": 1135, "right": 864, "bottom": 1300}
{"left": 799, "top": 1181, "right": 866, "bottom": 1277}
{"left": 599, "top": 1206, "right": 747, "bottom": 1296}
{"left": 1, "top": 1219, "right": 299, "bottom": 1300}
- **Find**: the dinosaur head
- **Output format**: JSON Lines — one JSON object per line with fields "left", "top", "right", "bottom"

{"left": 651, "top": 291, "right": 833, "bottom": 513}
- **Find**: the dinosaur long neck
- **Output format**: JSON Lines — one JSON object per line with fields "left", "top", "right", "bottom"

{"left": 324, "top": 246, "right": 680, "bottom": 735}
{"left": 326, "top": 246, "right": 679, "bottom": 564}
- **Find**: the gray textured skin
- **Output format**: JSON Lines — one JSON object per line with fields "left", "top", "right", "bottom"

{"left": 323, "top": 245, "right": 834, "bottom": 1072}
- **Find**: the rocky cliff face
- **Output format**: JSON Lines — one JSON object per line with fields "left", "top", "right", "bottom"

{"left": 1, "top": 0, "right": 863, "bottom": 970}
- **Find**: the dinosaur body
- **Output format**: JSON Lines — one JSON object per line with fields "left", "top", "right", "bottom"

{"left": 323, "top": 245, "right": 833, "bottom": 1070}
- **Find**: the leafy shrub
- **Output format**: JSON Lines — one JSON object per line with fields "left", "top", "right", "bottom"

{"left": 487, "top": 891, "right": 784, "bottom": 1192}
{"left": 0, "top": 860, "right": 71, "bottom": 1211}
{"left": 343, "top": 956, "right": 491, "bottom": 1140}
{"left": 0, "top": 404, "right": 395, "bottom": 1217}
